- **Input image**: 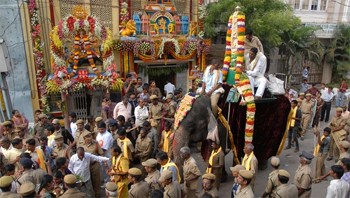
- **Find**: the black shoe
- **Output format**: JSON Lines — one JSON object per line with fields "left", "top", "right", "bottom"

{"left": 284, "top": 146, "right": 291, "bottom": 150}
{"left": 325, "top": 120, "right": 329, "bottom": 122}
{"left": 300, "top": 137, "right": 304, "bottom": 141}
{"left": 326, "top": 157, "right": 333, "bottom": 161}
{"left": 320, "top": 119, "right": 324, "bottom": 122}
{"left": 294, "top": 148, "right": 299, "bottom": 153}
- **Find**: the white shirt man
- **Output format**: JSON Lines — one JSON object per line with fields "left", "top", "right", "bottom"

{"left": 245, "top": 47, "right": 267, "bottom": 98}
{"left": 302, "top": 67, "right": 309, "bottom": 79}
{"left": 322, "top": 89, "right": 334, "bottom": 102}
{"left": 134, "top": 105, "right": 149, "bottom": 126}
{"left": 96, "top": 130, "right": 113, "bottom": 158}
{"left": 326, "top": 179, "right": 349, "bottom": 198}
{"left": 70, "top": 121, "right": 77, "bottom": 138}
{"left": 164, "top": 81, "right": 175, "bottom": 95}
{"left": 320, "top": 84, "right": 328, "bottom": 96}
{"left": 113, "top": 99, "right": 132, "bottom": 121}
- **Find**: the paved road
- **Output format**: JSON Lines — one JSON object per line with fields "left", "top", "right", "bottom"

{"left": 99, "top": 102, "right": 340, "bottom": 197}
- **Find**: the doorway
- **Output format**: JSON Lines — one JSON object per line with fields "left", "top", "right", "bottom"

{"left": 149, "top": 71, "right": 176, "bottom": 97}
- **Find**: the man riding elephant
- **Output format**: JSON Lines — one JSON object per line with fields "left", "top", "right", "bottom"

{"left": 200, "top": 59, "right": 225, "bottom": 117}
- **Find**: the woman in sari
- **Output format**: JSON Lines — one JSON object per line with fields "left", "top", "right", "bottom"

{"left": 11, "top": 110, "right": 29, "bottom": 134}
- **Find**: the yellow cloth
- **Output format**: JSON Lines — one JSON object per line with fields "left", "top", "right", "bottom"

{"left": 120, "top": 138, "right": 131, "bottom": 160}
{"left": 206, "top": 147, "right": 222, "bottom": 173}
{"left": 314, "top": 136, "right": 325, "bottom": 156}
{"left": 290, "top": 106, "right": 297, "bottom": 127}
{"left": 111, "top": 154, "right": 129, "bottom": 198}
{"left": 48, "top": 134, "right": 55, "bottom": 147}
{"left": 162, "top": 159, "right": 181, "bottom": 182}
{"left": 26, "top": 148, "right": 47, "bottom": 172}
{"left": 163, "top": 130, "right": 172, "bottom": 153}
{"left": 242, "top": 151, "right": 254, "bottom": 171}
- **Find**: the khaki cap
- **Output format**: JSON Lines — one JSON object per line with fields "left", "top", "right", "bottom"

{"left": 159, "top": 170, "right": 173, "bottom": 182}
{"left": 297, "top": 98, "right": 303, "bottom": 103}
{"left": 95, "top": 117, "right": 103, "bottom": 122}
{"left": 271, "top": 156, "right": 280, "bottom": 166}
{"left": 105, "top": 182, "right": 118, "bottom": 192}
{"left": 202, "top": 173, "right": 216, "bottom": 180}
{"left": 239, "top": 170, "right": 253, "bottom": 179}
{"left": 149, "top": 95, "right": 157, "bottom": 100}
{"left": 54, "top": 134, "right": 63, "bottom": 140}
{"left": 52, "top": 119, "right": 60, "bottom": 124}
{"left": 299, "top": 93, "right": 305, "bottom": 96}
{"left": 128, "top": 168, "right": 142, "bottom": 176}
{"left": 336, "top": 107, "right": 343, "bottom": 112}
{"left": 82, "top": 131, "right": 92, "bottom": 138}
{"left": 278, "top": 169, "right": 290, "bottom": 178}
{"left": 142, "top": 158, "right": 158, "bottom": 167}
{"left": 0, "top": 176, "right": 13, "bottom": 187}
{"left": 340, "top": 141, "right": 350, "bottom": 149}
{"left": 76, "top": 119, "right": 84, "bottom": 125}
{"left": 64, "top": 174, "right": 77, "bottom": 184}
{"left": 39, "top": 114, "right": 47, "bottom": 119}
{"left": 305, "top": 93, "right": 312, "bottom": 97}
{"left": 2, "top": 121, "right": 12, "bottom": 126}
{"left": 229, "top": 165, "right": 245, "bottom": 172}
{"left": 166, "top": 94, "right": 173, "bottom": 99}
{"left": 19, "top": 181, "right": 35, "bottom": 195}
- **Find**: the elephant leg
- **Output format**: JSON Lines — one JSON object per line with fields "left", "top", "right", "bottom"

{"left": 173, "top": 125, "right": 190, "bottom": 165}
{"left": 258, "top": 159, "right": 268, "bottom": 170}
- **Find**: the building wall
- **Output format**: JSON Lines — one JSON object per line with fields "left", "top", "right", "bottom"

{"left": 0, "top": 0, "right": 34, "bottom": 121}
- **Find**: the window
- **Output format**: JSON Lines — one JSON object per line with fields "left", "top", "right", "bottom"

{"left": 294, "top": 0, "right": 328, "bottom": 11}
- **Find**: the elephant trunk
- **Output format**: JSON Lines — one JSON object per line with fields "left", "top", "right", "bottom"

{"left": 173, "top": 125, "right": 190, "bottom": 165}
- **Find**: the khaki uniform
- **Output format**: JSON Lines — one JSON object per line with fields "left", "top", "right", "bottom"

{"left": 300, "top": 100, "right": 314, "bottom": 138}
{"left": 128, "top": 181, "right": 149, "bottom": 198}
{"left": 234, "top": 185, "right": 255, "bottom": 198}
{"left": 0, "top": 192, "right": 21, "bottom": 198}
{"left": 4, "top": 130, "right": 16, "bottom": 141}
{"left": 81, "top": 140, "right": 104, "bottom": 198}
{"left": 329, "top": 115, "right": 347, "bottom": 159}
{"left": 14, "top": 134, "right": 38, "bottom": 151}
{"left": 344, "top": 117, "right": 350, "bottom": 134}
{"left": 198, "top": 187, "right": 219, "bottom": 198}
{"left": 149, "top": 102, "right": 165, "bottom": 137}
{"left": 164, "top": 181, "right": 181, "bottom": 198}
{"left": 52, "top": 144, "right": 73, "bottom": 159}
{"left": 117, "top": 138, "right": 135, "bottom": 161}
{"left": 293, "top": 164, "right": 312, "bottom": 198}
{"left": 16, "top": 168, "right": 45, "bottom": 191}
{"left": 208, "top": 149, "right": 225, "bottom": 190}
{"left": 75, "top": 129, "right": 91, "bottom": 148}
{"left": 4, "top": 148, "right": 22, "bottom": 171}
{"left": 166, "top": 100, "right": 177, "bottom": 118}
{"left": 33, "top": 122, "right": 50, "bottom": 137}
{"left": 60, "top": 188, "right": 86, "bottom": 198}
{"left": 264, "top": 170, "right": 279, "bottom": 197}
{"left": 242, "top": 153, "right": 258, "bottom": 192}
{"left": 145, "top": 170, "right": 161, "bottom": 184}
{"left": 183, "top": 157, "right": 201, "bottom": 198}
{"left": 275, "top": 184, "right": 298, "bottom": 198}
{"left": 135, "top": 135, "right": 152, "bottom": 163}
{"left": 336, "top": 152, "right": 350, "bottom": 165}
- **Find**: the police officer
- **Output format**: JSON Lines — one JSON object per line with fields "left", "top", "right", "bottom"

{"left": 0, "top": 176, "right": 21, "bottom": 197}
{"left": 294, "top": 151, "right": 313, "bottom": 198}
{"left": 261, "top": 156, "right": 280, "bottom": 197}
{"left": 128, "top": 168, "right": 149, "bottom": 197}
{"left": 60, "top": 174, "right": 86, "bottom": 198}
{"left": 275, "top": 170, "right": 298, "bottom": 198}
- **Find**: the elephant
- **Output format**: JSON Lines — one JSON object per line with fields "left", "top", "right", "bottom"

{"left": 172, "top": 84, "right": 291, "bottom": 171}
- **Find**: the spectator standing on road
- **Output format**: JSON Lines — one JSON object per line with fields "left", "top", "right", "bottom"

{"left": 11, "top": 110, "right": 29, "bottom": 134}
{"left": 302, "top": 66, "right": 310, "bottom": 79}
{"left": 321, "top": 87, "right": 334, "bottom": 122}
{"left": 123, "top": 73, "right": 135, "bottom": 95}
{"left": 134, "top": 77, "right": 143, "bottom": 97}
{"left": 305, "top": 83, "right": 320, "bottom": 95}
{"left": 241, "top": 143, "right": 258, "bottom": 192}
{"left": 337, "top": 79, "right": 348, "bottom": 108}
{"left": 164, "top": 79, "right": 175, "bottom": 96}
{"left": 313, "top": 127, "right": 331, "bottom": 183}
{"left": 320, "top": 83, "right": 327, "bottom": 96}
{"left": 149, "top": 80, "right": 162, "bottom": 100}
{"left": 326, "top": 165, "right": 349, "bottom": 198}
{"left": 68, "top": 113, "right": 77, "bottom": 138}
{"left": 113, "top": 96, "right": 132, "bottom": 121}
{"left": 300, "top": 79, "right": 309, "bottom": 93}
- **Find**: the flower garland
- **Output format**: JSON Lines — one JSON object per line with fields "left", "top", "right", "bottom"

{"left": 174, "top": 93, "right": 201, "bottom": 130}
{"left": 239, "top": 74, "right": 256, "bottom": 144}
{"left": 133, "top": 39, "right": 156, "bottom": 58}
{"left": 158, "top": 38, "right": 180, "bottom": 58}
{"left": 234, "top": 12, "right": 245, "bottom": 85}
{"left": 222, "top": 15, "right": 233, "bottom": 81}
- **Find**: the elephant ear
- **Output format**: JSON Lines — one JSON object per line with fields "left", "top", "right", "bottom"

{"left": 206, "top": 107, "right": 220, "bottom": 144}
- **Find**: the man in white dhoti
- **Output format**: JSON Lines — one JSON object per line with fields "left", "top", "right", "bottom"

{"left": 244, "top": 47, "right": 267, "bottom": 99}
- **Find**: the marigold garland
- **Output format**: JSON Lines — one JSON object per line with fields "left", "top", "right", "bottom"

{"left": 222, "top": 15, "right": 233, "bottom": 81}
{"left": 174, "top": 93, "right": 201, "bottom": 130}
{"left": 234, "top": 12, "right": 245, "bottom": 85}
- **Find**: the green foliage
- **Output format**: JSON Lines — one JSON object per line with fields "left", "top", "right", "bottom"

{"left": 204, "top": 0, "right": 301, "bottom": 51}
{"left": 325, "top": 25, "right": 350, "bottom": 82}
{"left": 138, "top": 64, "right": 187, "bottom": 76}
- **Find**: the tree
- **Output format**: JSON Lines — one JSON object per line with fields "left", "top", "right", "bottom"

{"left": 279, "top": 26, "right": 324, "bottom": 83}
{"left": 204, "top": 0, "right": 301, "bottom": 54}
{"left": 325, "top": 25, "right": 350, "bottom": 83}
